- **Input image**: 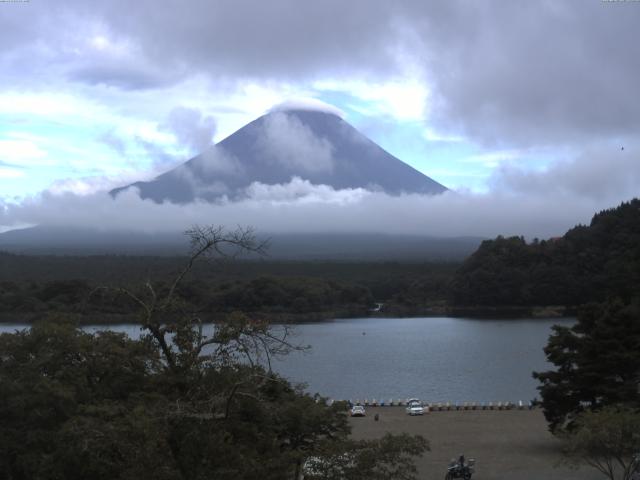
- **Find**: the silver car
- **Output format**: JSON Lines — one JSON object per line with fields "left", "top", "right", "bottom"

{"left": 405, "top": 398, "right": 424, "bottom": 415}
{"left": 350, "top": 405, "right": 366, "bottom": 417}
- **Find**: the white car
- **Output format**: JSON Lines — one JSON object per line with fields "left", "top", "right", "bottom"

{"left": 405, "top": 398, "right": 424, "bottom": 416}
{"left": 350, "top": 405, "right": 366, "bottom": 417}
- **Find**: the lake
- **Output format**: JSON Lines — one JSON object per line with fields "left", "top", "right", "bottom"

{"left": 0, "top": 316, "right": 570, "bottom": 404}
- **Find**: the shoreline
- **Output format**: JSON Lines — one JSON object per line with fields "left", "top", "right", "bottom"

{"left": 0, "top": 305, "right": 576, "bottom": 325}
{"left": 376, "top": 303, "right": 577, "bottom": 319}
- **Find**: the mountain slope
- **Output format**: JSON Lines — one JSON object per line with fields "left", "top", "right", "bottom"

{"left": 111, "top": 109, "right": 447, "bottom": 203}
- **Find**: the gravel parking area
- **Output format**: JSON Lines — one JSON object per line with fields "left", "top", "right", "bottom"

{"left": 349, "top": 407, "right": 603, "bottom": 480}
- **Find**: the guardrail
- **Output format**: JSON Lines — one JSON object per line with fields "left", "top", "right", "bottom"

{"left": 325, "top": 398, "right": 537, "bottom": 411}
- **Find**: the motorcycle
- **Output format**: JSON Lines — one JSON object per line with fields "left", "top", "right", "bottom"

{"left": 444, "top": 458, "right": 475, "bottom": 480}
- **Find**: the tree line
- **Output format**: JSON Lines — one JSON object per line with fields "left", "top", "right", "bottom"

{"left": 0, "top": 276, "right": 374, "bottom": 323}
{"left": 451, "top": 199, "right": 640, "bottom": 307}
{"left": 0, "top": 253, "right": 457, "bottom": 322}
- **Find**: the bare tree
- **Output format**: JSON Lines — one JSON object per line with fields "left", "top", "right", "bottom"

{"left": 97, "top": 225, "right": 302, "bottom": 372}
{"left": 93, "top": 225, "right": 313, "bottom": 424}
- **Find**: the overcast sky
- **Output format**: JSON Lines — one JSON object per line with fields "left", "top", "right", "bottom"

{"left": 1, "top": 1, "right": 639, "bottom": 238}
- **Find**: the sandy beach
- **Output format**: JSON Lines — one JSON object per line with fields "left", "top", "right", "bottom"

{"left": 350, "top": 407, "right": 603, "bottom": 480}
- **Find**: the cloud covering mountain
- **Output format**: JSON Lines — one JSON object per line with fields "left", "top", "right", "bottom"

{"left": 1, "top": 1, "right": 639, "bottom": 251}
{"left": 1, "top": 172, "right": 634, "bottom": 243}
{"left": 111, "top": 107, "right": 446, "bottom": 203}
{"left": 1, "top": 102, "right": 638, "bottom": 246}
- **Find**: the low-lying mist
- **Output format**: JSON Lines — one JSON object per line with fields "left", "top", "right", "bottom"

{"left": 0, "top": 181, "right": 626, "bottom": 241}
{"left": 2, "top": 144, "right": 638, "bottom": 241}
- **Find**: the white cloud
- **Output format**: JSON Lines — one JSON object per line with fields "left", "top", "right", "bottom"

{"left": 257, "top": 112, "right": 335, "bottom": 173}
{"left": 0, "top": 92, "right": 90, "bottom": 118}
{"left": 0, "top": 139, "right": 51, "bottom": 167}
{"left": 269, "top": 98, "right": 345, "bottom": 118}
{"left": 161, "top": 106, "right": 216, "bottom": 153}
{"left": 195, "top": 147, "right": 245, "bottom": 177}
{"left": 0, "top": 166, "right": 25, "bottom": 179}
{"left": 208, "top": 82, "right": 320, "bottom": 141}
{"left": 0, "top": 175, "right": 633, "bottom": 240}
{"left": 0, "top": 91, "right": 175, "bottom": 163}
{"left": 315, "top": 77, "right": 430, "bottom": 122}
{"left": 460, "top": 149, "right": 528, "bottom": 168}
{"left": 422, "top": 129, "right": 464, "bottom": 143}
{"left": 46, "top": 173, "right": 145, "bottom": 196}
{"left": 169, "top": 163, "right": 232, "bottom": 198}
{"left": 244, "top": 177, "right": 368, "bottom": 205}
{"left": 90, "top": 35, "right": 110, "bottom": 50}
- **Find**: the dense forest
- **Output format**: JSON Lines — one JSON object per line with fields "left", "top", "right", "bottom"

{"left": 0, "top": 275, "right": 372, "bottom": 323}
{"left": 0, "top": 254, "right": 456, "bottom": 323}
{"left": 451, "top": 199, "right": 640, "bottom": 308}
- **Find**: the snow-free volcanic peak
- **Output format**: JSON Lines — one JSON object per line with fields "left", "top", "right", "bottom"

{"left": 111, "top": 106, "right": 447, "bottom": 203}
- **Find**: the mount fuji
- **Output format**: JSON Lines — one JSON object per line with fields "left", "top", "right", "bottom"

{"left": 0, "top": 104, "right": 469, "bottom": 259}
{"left": 111, "top": 105, "right": 446, "bottom": 203}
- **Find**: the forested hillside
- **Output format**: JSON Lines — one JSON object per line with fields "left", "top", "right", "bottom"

{"left": 0, "top": 254, "right": 456, "bottom": 322}
{"left": 451, "top": 199, "right": 640, "bottom": 307}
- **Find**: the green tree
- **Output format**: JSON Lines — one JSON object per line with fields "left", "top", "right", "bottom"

{"left": 533, "top": 297, "right": 640, "bottom": 432}
{"left": 451, "top": 198, "right": 640, "bottom": 308}
{"left": 561, "top": 406, "right": 640, "bottom": 480}
{"left": 0, "top": 225, "right": 428, "bottom": 480}
{"left": 304, "top": 434, "right": 429, "bottom": 480}
{"left": 0, "top": 319, "right": 162, "bottom": 479}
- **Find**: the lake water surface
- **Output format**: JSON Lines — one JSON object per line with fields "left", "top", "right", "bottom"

{"left": 0, "top": 316, "right": 571, "bottom": 404}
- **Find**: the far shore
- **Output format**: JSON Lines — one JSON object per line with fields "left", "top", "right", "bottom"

{"left": 350, "top": 407, "right": 599, "bottom": 480}
{"left": 376, "top": 304, "right": 577, "bottom": 319}
{"left": 0, "top": 305, "right": 577, "bottom": 326}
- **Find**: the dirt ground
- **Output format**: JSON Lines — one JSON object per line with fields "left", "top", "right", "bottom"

{"left": 349, "top": 407, "right": 603, "bottom": 480}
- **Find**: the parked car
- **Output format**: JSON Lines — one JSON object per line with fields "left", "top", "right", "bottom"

{"left": 405, "top": 398, "right": 424, "bottom": 416}
{"left": 350, "top": 405, "right": 366, "bottom": 417}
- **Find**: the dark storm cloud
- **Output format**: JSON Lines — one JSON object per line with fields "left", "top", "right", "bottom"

{"left": 88, "top": 0, "right": 404, "bottom": 79}
{"left": 0, "top": 6, "right": 43, "bottom": 51}
{"left": 3, "top": 0, "right": 638, "bottom": 147}
{"left": 69, "top": 65, "right": 175, "bottom": 91}
{"left": 491, "top": 144, "right": 640, "bottom": 200}
{"left": 414, "top": 1, "right": 640, "bottom": 146}
{"left": 0, "top": 0, "right": 403, "bottom": 89}
{"left": 2, "top": 0, "right": 639, "bottom": 219}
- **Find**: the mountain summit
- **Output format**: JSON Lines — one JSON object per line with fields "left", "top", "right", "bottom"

{"left": 111, "top": 107, "right": 447, "bottom": 203}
